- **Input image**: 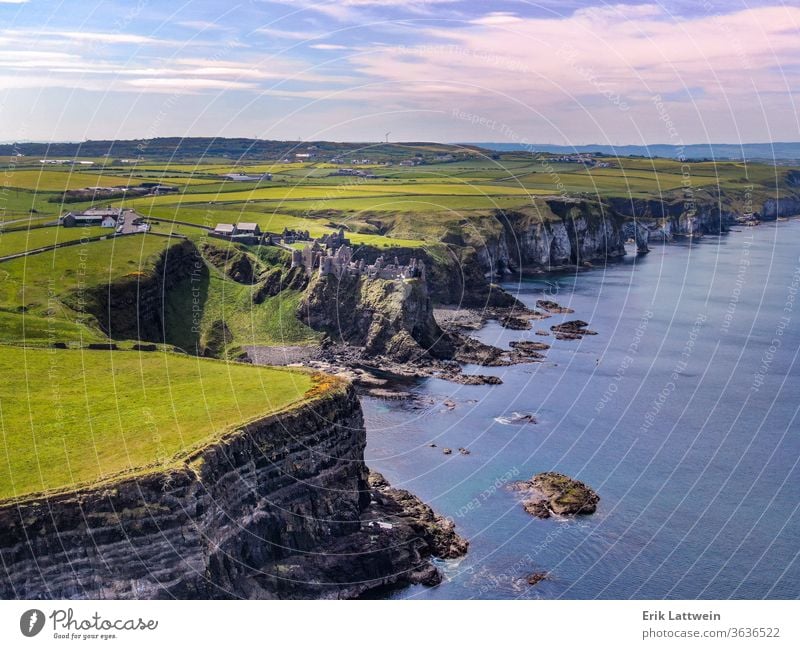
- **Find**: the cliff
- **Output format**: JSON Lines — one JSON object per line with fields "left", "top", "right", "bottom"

{"left": 607, "top": 186, "right": 800, "bottom": 245}
{"left": 606, "top": 193, "right": 736, "bottom": 240}
{"left": 466, "top": 199, "right": 627, "bottom": 277}
{"left": 0, "top": 383, "right": 465, "bottom": 599}
{"left": 298, "top": 272, "right": 455, "bottom": 361}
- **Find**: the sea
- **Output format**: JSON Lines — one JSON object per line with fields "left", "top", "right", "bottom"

{"left": 363, "top": 219, "right": 800, "bottom": 599}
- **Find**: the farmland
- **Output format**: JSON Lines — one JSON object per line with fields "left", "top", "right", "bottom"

{"left": 3, "top": 146, "right": 794, "bottom": 250}
{"left": 1, "top": 142, "right": 796, "bottom": 354}
{"left": 0, "top": 345, "right": 316, "bottom": 501}
{"left": 0, "top": 139, "right": 797, "bottom": 501}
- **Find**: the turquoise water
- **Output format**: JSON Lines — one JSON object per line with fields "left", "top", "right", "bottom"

{"left": 364, "top": 220, "right": 800, "bottom": 599}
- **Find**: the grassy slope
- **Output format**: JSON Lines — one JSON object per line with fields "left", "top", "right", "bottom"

{"left": 0, "top": 346, "right": 317, "bottom": 501}
{"left": 164, "top": 247, "right": 320, "bottom": 353}
{"left": 0, "top": 225, "right": 108, "bottom": 258}
{"left": 0, "top": 234, "right": 177, "bottom": 344}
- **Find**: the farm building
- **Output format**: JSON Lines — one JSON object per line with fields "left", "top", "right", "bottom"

{"left": 213, "top": 223, "right": 237, "bottom": 236}
{"left": 236, "top": 222, "right": 261, "bottom": 237}
{"left": 221, "top": 172, "right": 272, "bottom": 182}
{"left": 211, "top": 222, "right": 263, "bottom": 245}
{"left": 60, "top": 207, "right": 121, "bottom": 228}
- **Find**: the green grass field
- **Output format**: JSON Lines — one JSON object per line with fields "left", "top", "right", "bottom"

{"left": 3, "top": 170, "right": 135, "bottom": 191}
{"left": 0, "top": 226, "right": 109, "bottom": 258}
{"left": 0, "top": 149, "right": 793, "bottom": 353}
{"left": 1, "top": 168, "right": 219, "bottom": 191}
{"left": 0, "top": 233, "right": 178, "bottom": 344}
{"left": 0, "top": 345, "right": 318, "bottom": 501}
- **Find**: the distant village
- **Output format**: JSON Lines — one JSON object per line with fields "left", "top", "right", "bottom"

{"left": 543, "top": 153, "right": 612, "bottom": 167}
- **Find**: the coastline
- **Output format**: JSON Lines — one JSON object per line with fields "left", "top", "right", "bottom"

{"left": 362, "top": 218, "right": 800, "bottom": 599}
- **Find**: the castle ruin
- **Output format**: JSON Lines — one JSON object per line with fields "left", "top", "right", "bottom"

{"left": 291, "top": 238, "right": 425, "bottom": 282}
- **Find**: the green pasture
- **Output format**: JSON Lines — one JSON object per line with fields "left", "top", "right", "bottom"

{"left": 0, "top": 234, "right": 177, "bottom": 343}
{"left": 0, "top": 345, "right": 317, "bottom": 501}
{"left": 0, "top": 226, "right": 108, "bottom": 258}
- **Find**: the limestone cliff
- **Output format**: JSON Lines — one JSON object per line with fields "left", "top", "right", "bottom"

{"left": 0, "top": 383, "right": 466, "bottom": 599}
{"left": 467, "top": 199, "right": 627, "bottom": 276}
{"left": 607, "top": 186, "right": 800, "bottom": 243}
{"left": 606, "top": 194, "right": 736, "bottom": 240}
{"left": 762, "top": 195, "right": 800, "bottom": 219}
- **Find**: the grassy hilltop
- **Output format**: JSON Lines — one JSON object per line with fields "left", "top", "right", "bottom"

{"left": 0, "top": 346, "right": 316, "bottom": 501}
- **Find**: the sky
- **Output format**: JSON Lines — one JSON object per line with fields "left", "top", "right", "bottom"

{"left": 0, "top": 0, "right": 799, "bottom": 145}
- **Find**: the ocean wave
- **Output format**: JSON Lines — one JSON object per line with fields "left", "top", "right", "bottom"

{"left": 494, "top": 412, "right": 537, "bottom": 425}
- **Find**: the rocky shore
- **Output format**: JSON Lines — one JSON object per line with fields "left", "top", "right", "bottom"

{"left": 257, "top": 471, "right": 468, "bottom": 598}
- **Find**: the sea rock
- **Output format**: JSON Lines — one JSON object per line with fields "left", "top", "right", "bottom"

{"left": 515, "top": 471, "right": 600, "bottom": 517}
{"left": 550, "top": 320, "right": 598, "bottom": 339}
{"left": 453, "top": 336, "right": 510, "bottom": 366}
{"left": 526, "top": 571, "right": 549, "bottom": 586}
{"left": 368, "top": 388, "right": 413, "bottom": 400}
{"left": 445, "top": 373, "right": 503, "bottom": 386}
{"left": 499, "top": 315, "right": 532, "bottom": 330}
{"left": 494, "top": 412, "right": 536, "bottom": 425}
{"left": 509, "top": 340, "right": 550, "bottom": 353}
{"left": 522, "top": 499, "right": 551, "bottom": 518}
{"left": 536, "top": 300, "right": 574, "bottom": 314}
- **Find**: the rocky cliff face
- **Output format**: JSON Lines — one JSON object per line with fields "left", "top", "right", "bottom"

{"left": 606, "top": 195, "right": 736, "bottom": 239}
{"left": 762, "top": 195, "right": 800, "bottom": 219}
{"left": 607, "top": 188, "right": 800, "bottom": 240}
{"left": 298, "top": 272, "right": 454, "bottom": 361}
{"left": 470, "top": 199, "right": 627, "bottom": 276}
{"left": 0, "top": 384, "right": 465, "bottom": 599}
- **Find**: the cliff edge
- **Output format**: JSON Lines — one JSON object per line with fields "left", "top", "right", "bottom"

{"left": 0, "top": 381, "right": 465, "bottom": 599}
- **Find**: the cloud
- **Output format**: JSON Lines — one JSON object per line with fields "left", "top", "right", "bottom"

{"left": 309, "top": 43, "right": 350, "bottom": 50}
{"left": 0, "top": 28, "right": 162, "bottom": 44}
{"left": 0, "top": 0, "right": 29, "bottom": 4}
{"left": 469, "top": 12, "right": 523, "bottom": 26}
{"left": 351, "top": 5, "right": 800, "bottom": 102}
{"left": 339, "top": 0, "right": 457, "bottom": 4}
{"left": 175, "top": 20, "right": 231, "bottom": 32}
{"left": 331, "top": 3, "right": 800, "bottom": 141}
{"left": 264, "top": 0, "right": 459, "bottom": 22}
{"left": 125, "top": 77, "right": 258, "bottom": 91}
{"left": 255, "top": 26, "right": 322, "bottom": 41}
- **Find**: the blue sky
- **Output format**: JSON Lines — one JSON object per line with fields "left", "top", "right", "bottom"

{"left": 0, "top": 0, "right": 798, "bottom": 144}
